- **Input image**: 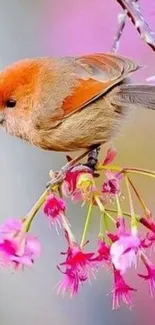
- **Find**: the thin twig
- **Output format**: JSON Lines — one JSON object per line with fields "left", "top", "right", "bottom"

{"left": 116, "top": 0, "right": 155, "bottom": 51}
{"left": 97, "top": 164, "right": 155, "bottom": 178}
{"left": 128, "top": 177, "right": 150, "bottom": 216}
{"left": 112, "top": 1, "right": 138, "bottom": 52}
{"left": 80, "top": 201, "right": 93, "bottom": 248}
{"left": 46, "top": 148, "right": 91, "bottom": 188}
{"left": 112, "top": 10, "right": 127, "bottom": 52}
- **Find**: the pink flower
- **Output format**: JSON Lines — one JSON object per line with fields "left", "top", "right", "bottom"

{"left": 147, "top": 233, "right": 155, "bottom": 244}
{"left": 90, "top": 239, "right": 110, "bottom": 264}
{"left": 0, "top": 219, "right": 40, "bottom": 269}
{"left": 110, "top": 234, "right": 140, "bottom": 273}
{"left": 107, "top": 217, "right": 125, "bottom": 243}
{"left": 76, "top": 173, "right": 97, "bottom": 201}
{"left": 103, "top": 148, "right": 117, "bottom": 165}
{"left": 138, "top": 257, "right": 155, "bottom": 296}
{"left": 140, "top": 217, "right": 155, "bottom": 234}
{"left": 57, "top": 267, "right": 87, "bottom": 296}
{"left": 97, "top": 240, "right": 110, "bottom": 261}
{"left": 58, "top": 243, "right": 95, "bottom": 295}
{"left": 13, "top": 235, "right": 40, "bottom": 268}
{"left": 0, "top": 218, "right": 21, "bottom": 233}
{"left": 140, "top": 234, "right": 152, "bottom": 249}
{"left": 60, "top": 245, "right": 94, "bottom": 270}
{"left": 43, "top": 194, "right": 66, "bottom": 228}
{"left": 102, "top": 171, "right": 122, "bottom": 195}
{"left": 112, "top": 269, "right": 136, "bottom": 309}
{"left": 61, "top": 165, "right": 93, "bottom": 201}
{"left": 107, "top": 232, "right": 119, "bottom": 243}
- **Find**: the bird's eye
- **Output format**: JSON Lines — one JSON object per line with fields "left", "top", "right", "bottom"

{"left": 5, "top": 99, "right": 16, "bottom": 108}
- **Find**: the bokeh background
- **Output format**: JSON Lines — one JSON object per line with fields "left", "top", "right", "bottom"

{"left": 0, "top": 0, "right": 155, "bottom": 324}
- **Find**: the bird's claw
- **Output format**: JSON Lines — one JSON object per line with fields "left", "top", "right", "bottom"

{"left": 46, "top": 145, "right": 101, "bottom": 188}
{"left": 46, "top": 160, "right": 74, "bottom": 189}
{"left": 84, "top": 145, "right": 101, "bottom": 172}
{"left": 46, "top": 170, "right": 64, "bottom": 189}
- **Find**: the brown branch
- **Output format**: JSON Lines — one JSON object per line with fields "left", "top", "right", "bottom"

{"left": 46, "top": 149, "right": 91, "bottom": 188}
{"left": 112, "top": 11, "right": 127, "bottom": 52}
{"left": 112, "top": 0, "right": 138, "bottom": 53}
{"left": 116, "top": 0, "right": 155, "bottom": 51}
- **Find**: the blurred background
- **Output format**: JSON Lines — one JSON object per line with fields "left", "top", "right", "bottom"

{"left": 0, "top": 0, "right": 155, "bottom": 324}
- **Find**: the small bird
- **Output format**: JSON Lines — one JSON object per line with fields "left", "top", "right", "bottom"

{"left": 0, "top": 52, "right": 155, "bottom": 152}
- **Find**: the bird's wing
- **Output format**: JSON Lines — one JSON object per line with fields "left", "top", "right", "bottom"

{"left": 60, "top": 53, "right": 139, "bottom": 119}
{"left": 34, "top": 53, "right": 139, "bottom": 130}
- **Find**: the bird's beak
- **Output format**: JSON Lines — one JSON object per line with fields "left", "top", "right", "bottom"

{"left": 0, "top": 113, "right": 5, "bottom": 124}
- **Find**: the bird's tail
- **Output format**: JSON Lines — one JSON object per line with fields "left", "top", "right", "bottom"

{"left": 114, "top": 84, "right": 155, "bottom": 110}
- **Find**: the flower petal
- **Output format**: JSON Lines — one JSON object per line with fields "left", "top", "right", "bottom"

{"left": 103, "top": 148, "right": 117, "bottom": 165}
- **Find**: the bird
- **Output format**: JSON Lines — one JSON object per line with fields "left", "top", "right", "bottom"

{"left": 0, "top": 52, "right": 155, "bottom": 154}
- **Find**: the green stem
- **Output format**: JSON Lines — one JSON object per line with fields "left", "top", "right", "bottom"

{"left": 124, "top": 168, "right": 155, "bottom": 179}
{"left": 128, "top": 177, "right": 150, "bottom": 216}
{"left": 23, "top": 188, "right": 49, "bottom": 232}
{"left": 61, "top": 213, "right": 76, "bottom": 244}
{"left": 105, "top": 208, "right": 155, "bottom": 234}
{"left": 97, "top": 164, "right": 155, "bottom": 178}
{"left": 95, "top": 195, "right": 104, "bottom": 213}
{"left": 115, "top": 194, "right": 122, "bottom": 216}
{"left": 95, "top": 195, "right": 116, "bottom": 224}
{"left": 125, "top": 176, "right": 135, "bottom": 217}
{"left": 105, "top": 208, "right": 131, "bottom": 218}
{"left": 58, "top": 187, "right": 76, "bottom": 244}
{"left": 125, "top": 176, "right": 138, "bottom": 234}
{"left": 104, "top": 211, "right": 116, "bottom": 224}
{"left": 80, "top": 201, "right": 93, "bottom": 248}
{"left": 98, "top": 211, "right": 116, "bottom": 238}
{"left": 96, "top": 164, "right": 121, "bottom": 171}
{"left": 98, "top": 212, "right": 105, "bottom": 238}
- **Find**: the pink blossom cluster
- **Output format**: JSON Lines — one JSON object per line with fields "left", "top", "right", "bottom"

{"left": 1, "top": 148, "right": 155, "bottom": 309}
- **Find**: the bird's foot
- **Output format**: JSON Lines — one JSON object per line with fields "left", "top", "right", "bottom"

{"left": 46, "top": 169, "right": 64, "bottom": 189}
{"left": 85, "top": 145, "right": 101, "bottom": 174}
{"left": 66, "top": 145, "right": 101, "bottom": 172}
{"left": 46, "top": 160, "right": 74, "bottom": 188}
{"left": 46, "top": 148, "right": 93, "bottom": 189}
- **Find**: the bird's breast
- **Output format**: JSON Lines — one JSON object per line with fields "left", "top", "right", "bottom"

{"left": 32, "top": 95, "right": 125, "bottom": 152}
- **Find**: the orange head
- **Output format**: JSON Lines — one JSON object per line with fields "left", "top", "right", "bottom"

{"left": 0, "top": 58, "right": 43, "bottom": 140}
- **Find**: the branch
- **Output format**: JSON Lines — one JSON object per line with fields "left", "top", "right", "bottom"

{"left": 112, "top": 11, "right": 127, "bottom": 52}
{"left": 112, "top": 0, "right": 138, "bottom": 53}
{"left": 116, "top": 0, "right": 155, "bottom": 51}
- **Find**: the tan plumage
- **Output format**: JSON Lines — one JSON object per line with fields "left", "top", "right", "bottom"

{"left": 0, "top": 52, "right": 154, "bottom": 151}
